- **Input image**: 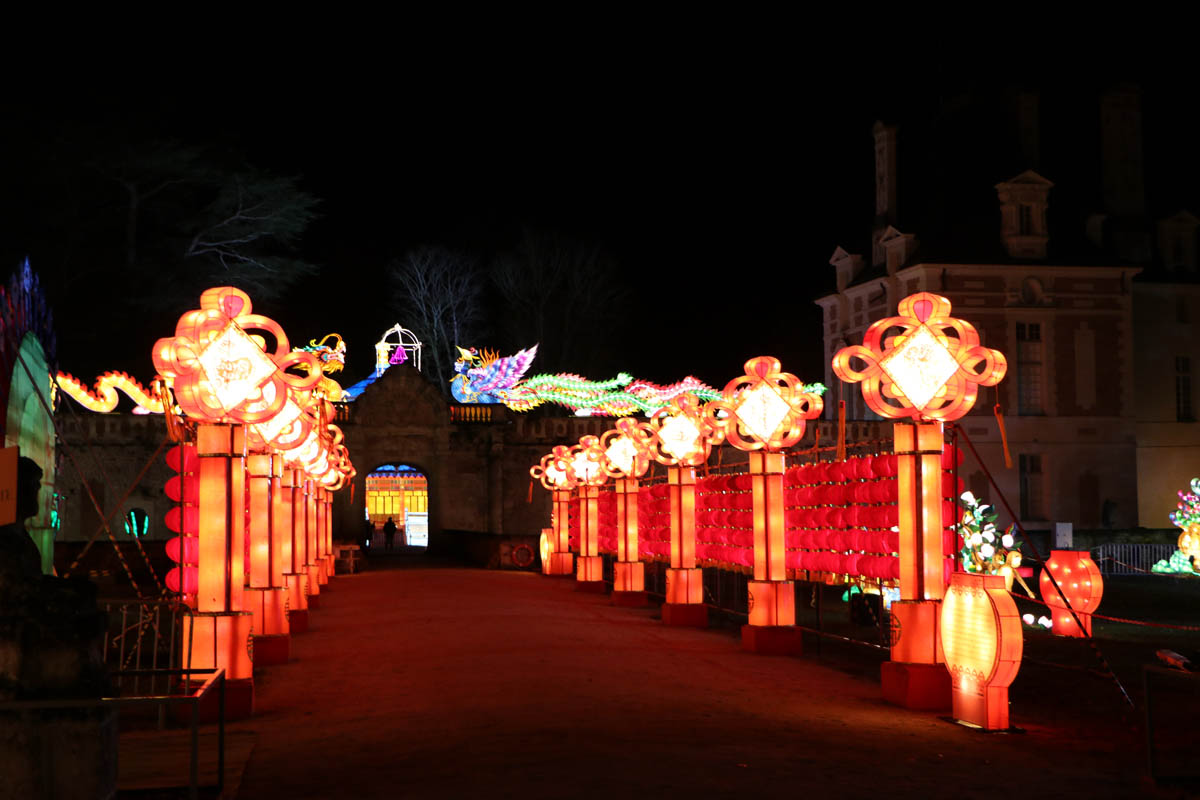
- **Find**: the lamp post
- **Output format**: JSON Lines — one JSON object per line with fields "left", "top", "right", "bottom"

{"left": 531, "top": 446, "right": 576, "bottom": 576}
{"left": 566, "top": 436, "right": 608, "bottom": 592}
{"left": 833, "top": 292, "right": 1006, "bottom": 711}
{"left": 647, "top": 393, "right": 723, "bottom": 628}
{"left": 153, "top": 287, "right": 323, "bottom": 719}
{"left": 597, "top": 418, "right": 655, "bottom": 607}
{"left": 707, "top": 357, "right": 822, "bottom": 654}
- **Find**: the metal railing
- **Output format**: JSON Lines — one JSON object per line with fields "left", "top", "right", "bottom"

{"left": 103, "top": 600, "right": 192, "bottom": 716}
{"left": 0, "top": 667, "right": 226, "bottom": 800}
{"left": 1092, "top": 543, "right": 1177, "bottom": 576}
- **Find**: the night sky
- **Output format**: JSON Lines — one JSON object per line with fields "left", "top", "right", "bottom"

{"left": 5, "top": 60, "right": 1198, "bottom": 397}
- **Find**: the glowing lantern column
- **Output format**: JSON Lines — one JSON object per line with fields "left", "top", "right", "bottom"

{"left": 190, "top": 423, "right": 254, "bottom": 704}
{"left": 834, "top": 292, "right": 1006, "bottom": 710}
{"left": 281, "top": 466, "right": 310, "bottom": 631}
{"left": 708, "top": 357, "right": 823, "bottom": 655}
{"left": 314, "top": 484, "right": 330, "bottom": 587}
{"left": 598, "top": 418, "right": 654, "bottom": 607}
{"left": 649, "top": 394, "right": 723, "bottom": 628}
{"left": 569, "top": 437, "right": 607, "bottom": 592}
{"left": 1041, "top": 551, "right": 1104, "bottom": 637}
{"left": 940, "top": 572, "right": 1022, "bottom": 730}
{"left": 531, "top": 447, "right": 575, "bottom": 576}
{"left": 244, "top": 451, "right": 290, "bottom": 665}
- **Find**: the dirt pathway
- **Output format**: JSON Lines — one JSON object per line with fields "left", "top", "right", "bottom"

{"left": 230, "top": 560, "right": 1165, "bottom": 798}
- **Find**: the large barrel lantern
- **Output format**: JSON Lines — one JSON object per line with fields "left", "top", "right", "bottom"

{"left": 940, "top": 572, "right": 1023, "bottom": 730}
{"left": 1040, "top": 550, "right": 1103, "bottom": 637}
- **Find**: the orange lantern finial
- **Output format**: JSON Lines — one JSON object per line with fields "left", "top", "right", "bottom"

{"left": 153, "top": 287, "right": 324, "bottom": 425}
{"left": 708, "top": 356, "right": 823, "bottom": 452}
{"left": 832, "top": 292, "right": 1006, "bottom": 421}
{"left": 530, "top": 445, "right": 576, "bottom": 491}
{"left": 598, "top": 418, "right": 655, "bottom": 479}
{"left": 647, "top": 393, "right": 723, "bottom": 467}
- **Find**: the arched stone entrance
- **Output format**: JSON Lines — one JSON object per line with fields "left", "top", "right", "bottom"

{"left": 364, "top": 463, "right": 430, "bottom": 550}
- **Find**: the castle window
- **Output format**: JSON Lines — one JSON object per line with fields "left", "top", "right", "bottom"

{"left": 1019, "top": 454, "right": 1045, "bottom": 520}
{"left": 1018, "top": 204, "right": 1033, "bottom": 235}
{"left": 1178, "top": 356, "right": 1194, "bottom": 422}
{"left": 1016, "top": 322, "right": 1044, "bottom": 415}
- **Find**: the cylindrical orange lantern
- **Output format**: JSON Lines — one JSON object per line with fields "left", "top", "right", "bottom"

{"left": 530, "top": 447, "right": 576, "bottom": 577}
{"left": 940, "top": 571, "right": 1023, "bottom": 730}
{"left": 1041, "top": 550, "right": 1104, "bottom": 637}
{"left": 598, "top": 418, "right": 654, "bottom": 605}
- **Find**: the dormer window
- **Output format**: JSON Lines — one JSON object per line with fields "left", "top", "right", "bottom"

{"left": 995, "top": 170, "right": 1054, "bottom": 260}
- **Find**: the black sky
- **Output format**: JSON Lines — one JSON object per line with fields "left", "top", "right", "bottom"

{"left": 6, "top": 57, "right": 1199, "bottom": 395}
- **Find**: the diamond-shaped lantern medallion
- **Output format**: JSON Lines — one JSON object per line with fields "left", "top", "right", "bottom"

{"left": 832, "top": 292, "right": 1008, "bottom": 422}
{"left": 710, "top": 356, "right": 824, "bottom": 452}
{"left": 648, "top": 392, "right": 722, "bottom": 467}
{"left": 598, "top": 417, "right": 654, "bottom": 479}
{"left": 197, "top": 322, "right": 280, "bottom": 413}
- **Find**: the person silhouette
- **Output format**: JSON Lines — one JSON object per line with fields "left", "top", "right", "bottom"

{"left": 383, "top": 517, "right": 397, "bottom": 551}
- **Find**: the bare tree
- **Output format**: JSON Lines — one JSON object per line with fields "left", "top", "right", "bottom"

{"left": 388, "top": 246, "right": 485, "bottom": 395}
{"left": 490, "top": 229, "right": 629, "bottom": 375}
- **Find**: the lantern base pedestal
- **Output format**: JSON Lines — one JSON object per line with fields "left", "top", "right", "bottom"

{"left": 612, "top": 590, "right": 649, "bottom": 607}
{"left": 283, "top": 573, "right": 308, "bottom": 613}
{"left": 662, "top": 603, "right": 707, "bottom": 628}
{"left": 576, "top": 555, "right": 603, "bottom": 583}
{"left": 881, "top": 661, "right": 951, "bottom": 711}
{"left": 244, "top": 587, "right": 289, "bottom": 637}
{"left": 252, "top": 634, "right": 290, "bottom": 666}
{"left": 317, "top": 560, "right": 329, "bottom": 587}
{"left": 306, "top": 565, "right": 322, "bottom": 600}
{"left": 951, "top": 684, "right": 1011, "bottom": 731}
{"left": 174, "top": 677, "right": 254, "bottom": 724}
{"left": 545, "top": 552, "right": 574, "bottom": 576}
{"left": 613, "top": 561, "right": 644, "bottom": 593}
{"left": 741, "top": 624, "right": 803, "bottom": 656}
{"left": 288, "top": 609, "right": 309, "bottom": 634}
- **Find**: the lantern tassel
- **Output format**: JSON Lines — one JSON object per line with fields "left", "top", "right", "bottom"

{"left": 836, "top": 400, "right": 846, "bottom": 462}
{"left": 994, "top": 403, "right": 1013, "bottom": 469}
{"left": 527, "top": 478, "right": 533, "bottom": 504}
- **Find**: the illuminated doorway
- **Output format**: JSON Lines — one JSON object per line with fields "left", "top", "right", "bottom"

{"left": 5, "top": 332, "right": 58, "bottom": 573}
{"left": 364, "top": 464, "right": 429, "bottom": 550}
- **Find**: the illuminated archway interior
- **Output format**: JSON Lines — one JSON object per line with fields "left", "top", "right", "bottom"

{"left": 5, "top": 332, "right": 57, "bottom": 573}
{"left": 365, "top": 464, "right": 429, "bottom": 548}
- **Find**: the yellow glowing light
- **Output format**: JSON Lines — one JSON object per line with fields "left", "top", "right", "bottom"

{"left": 878, "top": 326, "right": 960, "bottom": 410}
{"left": 571, "top": 451, "right": 601, "bottom": 484}
{"left": 734, "top": 382, "right": 792, "bottom": 443}
{"left": 545, "top": 463, "right": 568, "bottom": 487}
{"left": 658, "top": 415, "right": 702, "bottom": 461}
{"left": 605, "top": 435, "right": 638, "bottom": 476}
{"left": 197, "top": 322, "right": 279, "bottom": 412}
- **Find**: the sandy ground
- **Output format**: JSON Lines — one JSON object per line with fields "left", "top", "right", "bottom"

{"left": 228, "top": 558, "right": 1185, "bottom": 799}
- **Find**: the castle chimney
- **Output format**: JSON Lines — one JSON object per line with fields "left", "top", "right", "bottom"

{"left": 1101, "top": 83, "right": 1146, "bottom": 218}
{"left": 872, "top": 121, "right": 898, "bottom": 267}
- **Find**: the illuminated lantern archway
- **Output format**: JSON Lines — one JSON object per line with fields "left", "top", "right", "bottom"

{"left": 647, "top": 393, "right": 724, "bottom": 627}
{"left": 707, "top": 356, "right": 823, "bottom": 654}
{"left": 597, "top": 418, "right": 655, "bottom": 605}
{"left": 531, "top": 446, "right": 576, "bottom": 577}
{"left": 833, "top": 292, "right": 1007, "bottom": 711}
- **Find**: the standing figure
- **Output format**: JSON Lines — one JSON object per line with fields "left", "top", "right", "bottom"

{"left": 383, "top": 517, "right": 397, "bottom": 551}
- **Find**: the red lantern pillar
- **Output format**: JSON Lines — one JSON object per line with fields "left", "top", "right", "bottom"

{"left": 742, "top": 451, "right": 801, "bottom": 654}
{"left": 1041, "top": 550, "right": 1104, "bottom": 637}
{"left": 185, "top": 422, "right": 254, "bottom": 717}
{"left": 244, "top": 451, "right": 289, "bottom": 665}
{"left": 314, "top": 485, "right": 330, "bottom": 587}
{"left": 281, "top": 466, "right": 310, "bottom": 631}
{"left": 883, "top": 419, "right": 951, "bottom": 709}
{"left": 575, "top": 485, "right": 604, "bottom": 591}
{"left": 302, "top": 478, "right": 322, "bottom": 606}
{"left": 612, "top": 477, "right": 646, "bottom": 606}
{"left": 546, "top": 489, "right": 575, "bottom": 576}
{"left": 323, "top": 487, "right": 335, "bottom": 578}
{"left": 663, "top": 465, "right": 706, "bottom": 627}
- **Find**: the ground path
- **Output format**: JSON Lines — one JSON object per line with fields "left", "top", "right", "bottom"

{"left": 230, "top": 557, "right": 1164, "bottom": 799}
